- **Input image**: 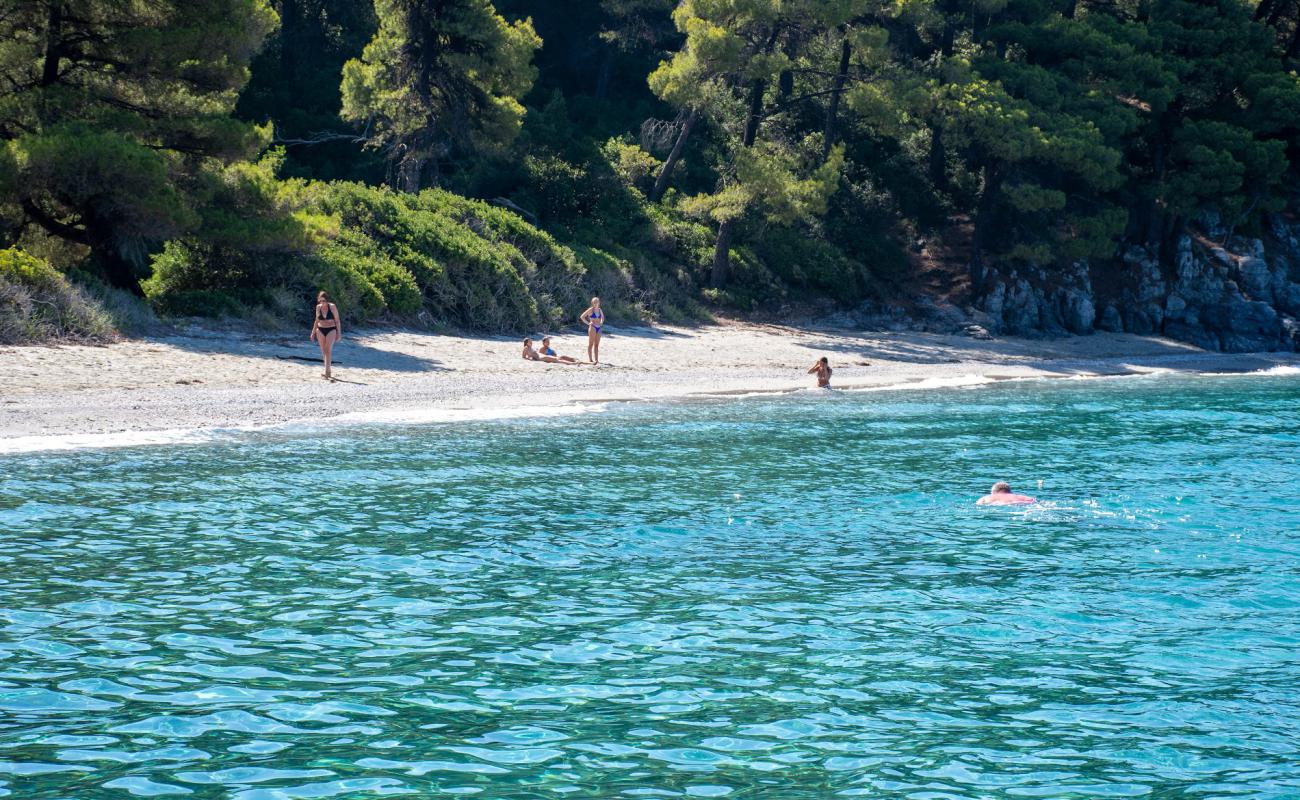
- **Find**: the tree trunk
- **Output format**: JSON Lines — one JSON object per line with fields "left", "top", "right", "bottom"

{"left": 1265, "top": 0, "right": 1287, "bottom": 26}
{"left": 40, "top": 0, "right": 64, "bottom": 87}
{"left": 822, "top": 37, "right": 851, "bottom": 159}
{"left": 928, "top": 19, "right": 956, "bottom": 192}
{"left": 711, "top": 217, "right": 737, "bottom": 288}
{"left": 711, "top": 75, "right": 767, "bottom": 287}
{"left": 1144, "top": 129, "right": 1168, "bottom": 250}
{"left": 970, "top": 163, "right": 1003, "bottom": 288}
{"left": 649, "top": 109, "right": 698, "bottom": 202}
{"left": 594, "top": 46, "right": 616, "bottom": 100}
{"left": 1161, "top": 213, "right": 1185, "bottom": 269}
{"left": 929, "top": 128, "right": 948, "bottom": 191}
{"left": 99, "top": 248, "right": 145, "bottom": 296}
{"left": 777, "top": 32, "right": 799, "bottom": 99}
{"left": 741, "top": 77, "right": 764, "bottom": 147}
{"left": 279, "top": 0, "right": 299, "bottom": 80}
{"left": 396, "top": 150, "right": 423, "bottom": 193}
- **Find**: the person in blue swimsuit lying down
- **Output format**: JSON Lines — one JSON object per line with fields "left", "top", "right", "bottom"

{"left": 522, "top": 337, "right": 581, "bottom": 365}
{"left": 579, "top": 296, "right": 604, "bottom": 364}
{"left": 539, "top": 336, "right": 581, "bottom": 364}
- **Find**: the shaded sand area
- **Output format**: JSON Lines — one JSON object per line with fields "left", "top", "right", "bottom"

{"left": 2, "top": 321, "right": 1297, "bottom": 448}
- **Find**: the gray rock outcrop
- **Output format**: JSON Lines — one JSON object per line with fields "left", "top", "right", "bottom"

{"left": 966, "top": 216, "right": 1300, "bottom": 352}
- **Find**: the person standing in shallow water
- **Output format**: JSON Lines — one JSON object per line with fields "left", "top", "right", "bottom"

{"left": 579, "top": 296, "right": 604, "bottom": 364}
{"left": 310, "top": 290, "right": 341, "bottom": 380}
{"left": 808, "top": 357, "right": 832, "bottom": 388}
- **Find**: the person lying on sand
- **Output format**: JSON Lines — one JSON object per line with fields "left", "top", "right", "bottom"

{"left": 539, "top": 336, "right": 581, "bottom": 364}
{"left": 976, "top": 481, "right": 1037, "bottom": 505}
{"left": 522, "top": 338, "right": 580, "bottom": 365}
{"left": 808, "top": 357, "right": 832, "bottom": 388}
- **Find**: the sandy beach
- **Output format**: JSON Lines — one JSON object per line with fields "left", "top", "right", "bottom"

{"left": 2, "top": 321, "right": 1296, "bottom": 450}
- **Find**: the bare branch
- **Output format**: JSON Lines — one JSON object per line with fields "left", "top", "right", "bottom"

{"left": 273, "top": 120, "right": 372, "bottom": 147}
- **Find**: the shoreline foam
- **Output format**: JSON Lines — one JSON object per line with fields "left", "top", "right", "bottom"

{"left": 3, "top": 323, "right": 1297, "bottom": 454}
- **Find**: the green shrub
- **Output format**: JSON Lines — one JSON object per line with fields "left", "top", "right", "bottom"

{"left": 151, "top": 288, "right": 247, "bottom": 318}
{"left": 309, "top": 242, "right": 389, "bottom": 319}
{"left": 362, "top": 257, "right": 421, "bottom": 315}
{"left": 330, "top": 228, "right": 421, "bottom": 314}
{"left": 602, "top": 138, "right": 661, "bottom": 195}
{"left": 705, "top": 247, "right": 786, "bottom": 311}
{"left": 754, "top": 226, "right": 869, "bottom": 303}
{"left": 141, "top": 174, "right": 706, "bottom": 331}
{"left": 572, "top": 244, "right": 638, "bottom": 320}
{"left": 0, "top": 247, "right": 116, "bottom": 342}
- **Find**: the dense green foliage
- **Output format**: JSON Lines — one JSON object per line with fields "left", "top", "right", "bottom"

{"left": 0, "top": 0, "right": 277, "bottom": 292}
{"left": 2, "top": 0, "right": 1299, "bottom": 336}
{"left": 143, "top": 166, "right": 662, "bottom": 329}
{"left": 340, "top": 0, "right": 542, "bottom": 190}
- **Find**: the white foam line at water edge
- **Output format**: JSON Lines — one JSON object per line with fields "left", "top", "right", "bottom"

{"left": 1254, "top": 364, "right": 1300, "bottom": 376}
{"left": 0, "top": 427, "right": 245, "bottom": 455}
{"left": 841, "top": 373, "right": 1001, "bottom": 393}
{"left": 329, "top": 402, "right": 611, "bottom": 426}
{"left": 0, "top": 403, "right": 612, "bottom": 454}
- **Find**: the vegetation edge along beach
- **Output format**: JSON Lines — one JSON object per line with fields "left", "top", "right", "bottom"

{"left": 3, "top": 0, "right": 1300, "bottom": 353}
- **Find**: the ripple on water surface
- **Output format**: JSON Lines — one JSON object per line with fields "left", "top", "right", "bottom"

{"left": 1, "top": 375, "right": 1299, "bottom": 799}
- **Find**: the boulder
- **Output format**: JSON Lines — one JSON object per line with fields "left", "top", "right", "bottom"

{"left": 1162, "top": 320, "right": 1219, "bottom": 350}
{"left": 1164, "top": 293, "right": 1187, "bottom": 322}
{"left": 1282, "top": 316, "right": 1300, "bottom": 351}
{"left": 1197, "top": 209, "right": 1227, "bottom": 240}
{"left": 1123, "top": 302, "right": 1163, "bottom": 335}
{"left": 1210, "top": 247, "right": 1235, "bottom": 269}
{"left": 1200, "top": 298, "right": 1281, "bottom": 352}
{"left": 1267, "top": 213, "right": 1295, "bottom": 248}
{"left": 1058, "top": 288, "right": 1095, "bottom": 333}
{"left": 1000, "top": 278, "right": 1043, "bottom": 334}
{"left": 968, "top": 307, "right": 999, "bottom": 330}
{"left": 1270, "top": 260, "right": 1292, "bottom": 304}
{"left": 914, "top": 296, "right": 970, "bottom": 333}
{"left": 1237, "top": 257, "right": 1274, "bottom": 303}
{"left": 1098, "top": 304, "right": 1123, "bottom": 332}
{"left": 1279, "top": 282, "right": 1300, "bottom": 316}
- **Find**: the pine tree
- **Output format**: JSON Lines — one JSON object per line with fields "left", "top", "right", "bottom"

{"left": 0, "top": 0, "right": 277, "bottom": 291}
{"left": 649, "top": 0, "right": 850, "bottom": 286}
{"left": 340, "top": 0, "right": 541, "bottom": 192}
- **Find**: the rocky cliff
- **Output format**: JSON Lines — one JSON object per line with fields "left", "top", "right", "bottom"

{"left": 858, "top": 213, "right": 1300, "bottom": 352}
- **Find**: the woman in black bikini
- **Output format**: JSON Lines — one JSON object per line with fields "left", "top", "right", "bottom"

{"left": 310, "top": 290, "right": 341, "bottom": 380}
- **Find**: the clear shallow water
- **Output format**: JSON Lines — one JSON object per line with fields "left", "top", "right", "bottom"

{"left": 2, "top": 374, "right": 1299, "bottom": 799}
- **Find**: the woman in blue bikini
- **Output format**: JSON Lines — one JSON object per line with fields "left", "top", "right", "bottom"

{"left": 579, "top": 296, "right": 604, "bottom": 364}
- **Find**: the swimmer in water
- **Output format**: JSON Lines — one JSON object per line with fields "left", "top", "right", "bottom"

{"left": 808, "top": 357, "right": 832, "bottom": 388}
{"left": 976, "top": 481, "right": 1037, "bottom": 505}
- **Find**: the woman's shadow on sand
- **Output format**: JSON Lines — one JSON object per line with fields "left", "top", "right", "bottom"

{"left": 161, "top": 327, "right": 447, "bottom": 376}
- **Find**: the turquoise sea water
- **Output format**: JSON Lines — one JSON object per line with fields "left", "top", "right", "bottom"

{"left": 2, "top": 373, "right": 1299, "bottom": 799}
